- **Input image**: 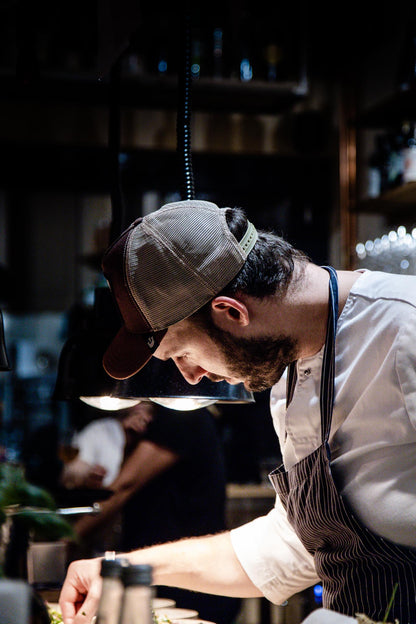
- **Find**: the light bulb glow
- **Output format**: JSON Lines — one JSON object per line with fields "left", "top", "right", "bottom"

{"left": 80, "top": 396, "right": 141, "bottom": 411}
{"left": 356, "top": 224, "right": 416, "bottom": 275}
{"left": 150, "top": 397, "right": 216, "bottom": 411}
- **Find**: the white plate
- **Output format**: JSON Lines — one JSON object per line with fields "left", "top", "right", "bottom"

{"left": 153, "top": 607, "right": 199, "bottom": 620}
{"left": 153, "top": 598, "right": 177, "bottom": 609}
{"left": 174, "top": 620, "right": 216, "bottom": 624}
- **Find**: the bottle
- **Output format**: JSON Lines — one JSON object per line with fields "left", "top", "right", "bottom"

{"left": 402, "top": 122, "right": 416, "bottom": 183}
{"left": 365, "top": 137, "right": 382, "bottom": 198}
{"left": 375, "top": 134, "right": 391, "bottom": 194}
{"left": 212, "top": 27, "right": 224, "bottom": 78}
{"left": 238, "top": 10, "right": 254, "bottom": 82}
{"left": 386, "top": 130, "right": 404, "bottom": 189}
{"left": 191, "top": 36, "right": 202, "bottom": 80}
{"left": 95, "top": 558, "right": 126, "bottom": 624}
{"left": 264, "top": 43, "right": 282, "bottom": 82}
{"left": 119, "top": 564, "right": 154, "bottom": 624}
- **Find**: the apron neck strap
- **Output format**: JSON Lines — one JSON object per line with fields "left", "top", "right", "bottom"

{"left": 286, "top": 266, "right": 339, "bottom": 446}
{"left": 320, "top": 266, "right": 338, "bottom": 445}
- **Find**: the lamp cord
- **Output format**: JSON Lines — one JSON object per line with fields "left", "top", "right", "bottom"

{"left": 176, "top": 9, "right": 195, "bottom": 201}
{"left": 108, "top": 7, "right": 196, "bottom": 243}
{"left": 108, "top": 55, "right": 125, "bottom": 244}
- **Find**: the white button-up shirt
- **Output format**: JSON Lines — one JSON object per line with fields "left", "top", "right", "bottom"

{"left": 230, "top": 270, "right": 416, "bottom": 605}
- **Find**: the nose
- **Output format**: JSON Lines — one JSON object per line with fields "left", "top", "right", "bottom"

{"left": 173, "top": 357, "right": 207, "bottom": 385}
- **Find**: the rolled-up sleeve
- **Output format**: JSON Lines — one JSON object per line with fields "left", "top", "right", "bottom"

{"left": 230, "top": 495, "right": 319, "bottom": 605}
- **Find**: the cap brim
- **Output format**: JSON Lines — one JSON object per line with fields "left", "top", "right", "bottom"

{"left": 103, "top": 326, "right": 167, "bottom": 380}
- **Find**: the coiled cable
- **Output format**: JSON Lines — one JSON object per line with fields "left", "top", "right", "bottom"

{"left": 176, "top": 9, "right": 195, "bottom": 201}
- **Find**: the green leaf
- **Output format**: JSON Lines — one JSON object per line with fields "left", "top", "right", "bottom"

{"left": 13, "top": 512, "right": 75, "bottom": 541}
{"left": 0, "top": 462, "right": 69, "bottom": 543}
{"left": 17, "top": 482, "right": 56, "bottom": 509}
{"left": 0, "top": 463, "right": 56, "bottom": 510}
{"left": 383, "top": 582, "right": 398, "bottom": 623}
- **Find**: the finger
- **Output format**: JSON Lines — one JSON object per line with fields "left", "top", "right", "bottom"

{"left": 91, "top": 464, "right": 107, "bottom": 476}
{"left": 73, "top": 578, "right": 102, "bottom": 624}
{"left": 60, "top": 560, "right": 100, "bottom": 624}
{"left": 60, "top": 589, "right": 83, "bottom": 624}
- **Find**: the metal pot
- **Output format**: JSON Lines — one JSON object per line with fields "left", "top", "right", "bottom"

{"left": 1, "top": 504, "right": 101, "bottom": 580}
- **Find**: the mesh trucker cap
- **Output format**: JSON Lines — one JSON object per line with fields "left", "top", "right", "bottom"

{"left": 101, "top": 199, "right": 258, "bottom": 379}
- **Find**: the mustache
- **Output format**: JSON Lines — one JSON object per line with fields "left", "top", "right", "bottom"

{"left": 206, "top": 373, "right": 225, "bottom": 383}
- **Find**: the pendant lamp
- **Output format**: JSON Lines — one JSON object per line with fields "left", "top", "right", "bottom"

{"left": 54, "top": 8, "right": 254, "bottom": 411}
{"left": 54, "top": 288, "right": 254, "bottom": 411}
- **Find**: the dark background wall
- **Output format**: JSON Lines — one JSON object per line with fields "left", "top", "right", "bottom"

{"left": 0, "top": 0, "right": 415, "bottom": 480}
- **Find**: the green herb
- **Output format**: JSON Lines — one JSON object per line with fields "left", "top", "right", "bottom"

{"left": 47, "top": 606, "right": 63, "bottom": 624}
{"left": 383, "top": 582, "right": 399, "bottom": 624}
{"left": 152, "top": 610, "right": 172, "bottom": 624}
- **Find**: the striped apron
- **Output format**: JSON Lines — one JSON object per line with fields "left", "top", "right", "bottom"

{"left": 269, "top": 266, "right": 416, "bottom": 623}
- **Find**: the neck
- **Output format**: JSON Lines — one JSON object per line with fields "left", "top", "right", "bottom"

{"left": 266, "top": 263, "right": 361, "bottom": 360}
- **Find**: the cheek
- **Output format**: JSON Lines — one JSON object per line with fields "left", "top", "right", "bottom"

{"left": 199, "top": 350, "right": 225, "bottom": 371}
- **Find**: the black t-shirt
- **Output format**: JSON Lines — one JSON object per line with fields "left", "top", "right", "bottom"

{"left": 121, "top": 406, "right": 227, "bottom": 550}
{"left": 121, "top": 406, "right": 241, "bottom": 624}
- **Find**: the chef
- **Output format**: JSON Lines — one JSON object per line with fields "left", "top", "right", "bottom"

{"left": 59, "top": 200, "right": 416, "bottom": 624}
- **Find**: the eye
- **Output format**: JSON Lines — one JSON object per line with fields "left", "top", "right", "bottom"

{"left": 173, "top": 354, "right": 188, "bottom": 363}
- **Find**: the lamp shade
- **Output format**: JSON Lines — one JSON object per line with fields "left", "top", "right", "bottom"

{"left": 53, "top": 328, "right": 140, "bottom": 409}
{"left": 53, "top": 288, "right": 254, "bottom": 411}
{"left": 53, "top": 327, "right": 254, "bottom": 411}
{"left": 134, "top": 358, "right": 254, "bottom": 409}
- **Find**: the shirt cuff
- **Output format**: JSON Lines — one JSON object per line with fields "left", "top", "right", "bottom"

{"left": 230, "top": 499, "right": 319, "bottom": 605}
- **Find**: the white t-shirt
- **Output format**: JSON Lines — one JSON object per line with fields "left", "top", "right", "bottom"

{"left": 72, "top": 418, "right": 126, "bottom": 487}
{"left": 231, "top": 270, "right": 416, "bottom": 604}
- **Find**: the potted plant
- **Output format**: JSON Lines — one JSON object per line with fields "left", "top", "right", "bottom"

{"left": 0, "top": 462, "right": 73, "bottom": 578}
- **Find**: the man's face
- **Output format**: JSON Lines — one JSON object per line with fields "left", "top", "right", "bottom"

{"left": 153, "top": 312, "right": 297, "bottom": 393}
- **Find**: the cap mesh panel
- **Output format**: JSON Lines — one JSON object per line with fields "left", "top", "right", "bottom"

{"left": 126, "top": 205, "right": 247, "bottom": 330}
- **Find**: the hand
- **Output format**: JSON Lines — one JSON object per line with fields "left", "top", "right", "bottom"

{"left": 61, "top": 459, "right": 107, "bottom": 490}
{"left": 122, "top": 402, "right": 155, "bottom": 434}
{"left": 59, "top": 557, "right": 102, "bottom": 624}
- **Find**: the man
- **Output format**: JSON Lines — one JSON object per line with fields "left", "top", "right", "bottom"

{"left": 59, "top": 200, "right": 416, "bottom": 624}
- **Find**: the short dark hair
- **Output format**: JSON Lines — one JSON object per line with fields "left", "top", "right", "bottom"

{"left": 189, "top": 207, "right": 309, "bottom": 325}
{"left": 221, "top": 206, "right": 309, "bottom": 299}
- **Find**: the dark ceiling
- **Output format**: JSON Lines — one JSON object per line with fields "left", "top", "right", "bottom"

{"left": 3, "top": 0, "right": 409, "bottom": 87}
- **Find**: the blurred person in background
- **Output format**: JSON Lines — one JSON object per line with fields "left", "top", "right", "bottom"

{"left": 61, "top": 401, "right": 241, "bottom": 624}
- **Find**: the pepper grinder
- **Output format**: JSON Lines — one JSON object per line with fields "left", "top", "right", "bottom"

{"left": 95, "top": 558, "right": 126, "bottom": 624}
{"left": 119, "top": 564, "right": 154, "bottom": 624}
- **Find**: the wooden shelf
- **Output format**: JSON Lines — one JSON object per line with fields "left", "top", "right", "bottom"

{"left": 0, "top": 142, "right": 330, "bottom": 193}
{"left": 0, "top": 72, "right": 307, "bottom": 115}
{"left": 356, "top": 86, "right": 416, "bottom": 129}
{"left": 354, "top": 87, "right": 416, "bottom": 220}
{"left": 357, "top": 182, "right": 416, "bottom": 215}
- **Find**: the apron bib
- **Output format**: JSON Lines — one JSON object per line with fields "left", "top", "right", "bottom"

{"left": 269, "top": 267, "right": 416, "bottom": 623}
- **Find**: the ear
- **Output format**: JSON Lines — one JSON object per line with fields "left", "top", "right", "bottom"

{"left": 211, "top": 296, "right": 250, "bottom": 329}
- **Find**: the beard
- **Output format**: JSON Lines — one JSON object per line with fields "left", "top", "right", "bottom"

{"left": 190, "top": 311, "right": 298, "bottom": 393}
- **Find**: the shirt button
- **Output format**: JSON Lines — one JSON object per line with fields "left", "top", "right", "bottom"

{"left": 304, "top": 368, "right": 311, "bottom": 376}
